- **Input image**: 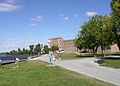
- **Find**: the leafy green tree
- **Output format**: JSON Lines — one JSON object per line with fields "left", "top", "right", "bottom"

{"left": 76, "top": 15, "right": 112, "bottom": 56}
{"left": 18, "top": 48, "right": 23, "bottom": 55}
{"left": 75, "top": 37, "right": 85, "bottom": 52}
{"left": 18, "top": 48, "right": 21, "bottom": 52}
{"left": 50, "top": 45, "right": 59, "bottom": 52}
{"left": 29, "top": 45, "right": 34, "bottom": 55}
{"left": 22, "top": 48, "right": 30, "bottom": 55}
{"left": 111, "top": 0, "right": 120, "bottom": 50}
{"left": 34, "top": 44, "right": 43, "bottom": 55}
{"left": 81, "top": 16, "right": 101, "bottom": 55}
{"left": 9, "top": 50, "right": 18, "bottom": 56}
{"left": 22, "top": 48, "right": 26, "bottom": 54}
{"left": 34, "top": 44, "right": 39, "bottom": 55}
{"left": 100, "top": 16, "right": 113, "bottom": 50}
{"left": 43, "top": 45, "right": 49, "bottom": 54}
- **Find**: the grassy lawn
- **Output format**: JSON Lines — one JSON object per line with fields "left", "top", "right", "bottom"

{"left": 55, "top": 53, "right": 79, "bottom": 60}
{"left": 102, "top": 60, "right": 120, "bottom": 69}
{"left": 0, "top": 61, "right": 113, "bottom": 86}
{"left": 55, "top": 53, "right": 94, "bottom": 60}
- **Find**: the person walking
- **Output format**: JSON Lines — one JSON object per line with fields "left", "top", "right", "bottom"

{"left": 48, "top": 55, "right": 52, "bottom": 65}
{"left": 52, "top": 54, "right": 56, "bottom": 61}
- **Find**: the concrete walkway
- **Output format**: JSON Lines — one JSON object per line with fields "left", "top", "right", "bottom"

{"left": 31, "top": 54, "right": 120, "bottom": 86}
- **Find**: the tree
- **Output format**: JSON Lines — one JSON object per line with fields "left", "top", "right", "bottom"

{"left": 22, "top": 48, "right": 30, "bottom": 54}
{"left": 81, "top": 16, "right": 101, "bottom": 55}
{"left": 18, "top": 48, "right": 23, "bottom": 55}
{"left": 111, "top": 0, "right": 120, "bottom": 50}
{"left": 76, "top": 15, "right": 112, "bottom": 56}
{"left": 50, "top": 45, "right": 59, "bottom": 52}
{"left": 75, "top": 37, "right": 85, "bottom": 52}
{"left": 9, "top": 50, "right": 18, "bottom": 56}
{"left": 100, "top": 16, "right": 113, "bottom": 50}
{"left": 29, "top": 45, "right": 34, "bottom": 55}
{"left": 43, "top": 45, "right": 49, "bottom": 54}
{"left": 34, "top": 44, "right": 43, "bottom": 55}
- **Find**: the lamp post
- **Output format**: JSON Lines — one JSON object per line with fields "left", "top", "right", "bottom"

{"left": 100, "top": 23, "right": 104, "bottom": 62}
{"left": 117, "top": 25, "right": 120, "bottom": 50}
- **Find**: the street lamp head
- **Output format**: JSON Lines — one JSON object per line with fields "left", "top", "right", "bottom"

{"left": 100, "top": 26, "right": 102, "bottom": 30}
{"left": 100, "top": 23, "right": 103, "bottom": 32}
{"left": 117, "top": 25, "right": 120, "bottom": 35}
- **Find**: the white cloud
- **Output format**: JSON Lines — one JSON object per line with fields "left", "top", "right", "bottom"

{"left": 64, "top": 16, "right": 69, "bottom": 21}
{"left": 30, "top": 16, "right": 43, "bottom": 22}
{"left": 0, "top": 0, "right": 20, "bottom": 12}
{"left": 86, "top": 11, "right": 97, "bottom": 17}
{"left": 0, "top": 41, "right": 28, "bottom": 52}
{"left": 29, "top": 15, "right": 43, "bottom": 26}
{"left": 59, "top": 13, "right": 79, "bottom": 21}
{"left": 59, "top": 13, "right": 70, "bottom": 21}
{"left": 5, "top": 0, "right": 16, "bottom": 4}
{"left": 0, "top": 39, "right": 48, "bottom": 52}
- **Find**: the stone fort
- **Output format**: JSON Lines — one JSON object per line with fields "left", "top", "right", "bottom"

{"left": 48, "top": 37, "right": 119, "bottom": 53}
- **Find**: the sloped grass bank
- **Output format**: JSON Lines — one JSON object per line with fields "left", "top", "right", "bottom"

{"left": 0, "top": 61, "right": 113, "bottom": 86}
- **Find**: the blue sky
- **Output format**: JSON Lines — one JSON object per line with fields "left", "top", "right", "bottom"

{"left": 0, "top": 0, "right": 111, "bottom": 52}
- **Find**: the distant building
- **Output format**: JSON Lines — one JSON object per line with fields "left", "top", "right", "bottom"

{"left": 61, "top": 39, "right": 77, "bottom": 52}
{"left": 48, "top": 37, "right": 119, "bottom": 53}
{"left": 48, "top": 37, "right": 63, "bottom": 50}
{"left": 97, "top": 44, "right": 119, "bottom": 53}
{"left": 48, "top": 37, "right": 77, "bottom": 52}
{"left": 110, "top": 44, "right": 119, "bottom": 52}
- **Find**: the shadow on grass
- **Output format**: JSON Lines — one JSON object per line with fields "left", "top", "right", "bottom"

{"left": 76, "top": 54, "right": 101, "bottom": 58}
{"left": 76, "top": 55, "right": 94, "bottom": 58}
{"left": 104, "top": 57, "right": 120, "bottom": 60}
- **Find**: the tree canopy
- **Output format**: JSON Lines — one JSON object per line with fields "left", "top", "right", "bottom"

{"left": 111, "top": 0, "right": 120, "bottom": 50}
{"left": 75, "top": 0, "right": 120, "bottom": 56}
{"left": 75, "top": 15, "right": 112, "bottom": 56}
{"left": 50, "top": 45, "right": 59, "bottom": 52}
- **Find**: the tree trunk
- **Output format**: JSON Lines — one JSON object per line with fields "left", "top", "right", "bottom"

{"left": 92, "top": 48, "right": 96, "bottom": 57}
{"left": 117, "top": 36, "right": 120, "bottom": 50}
{"left": 95, "top": 46, "right": 98, "bottom": 56}
{"left": 93, "top": 46, "right": 98, "bottom": 57}
{"left": 115, "top": 29, "right": 120, "bottom": 50}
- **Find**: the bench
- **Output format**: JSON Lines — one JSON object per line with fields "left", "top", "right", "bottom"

{"left": 96, "top": 57, "right": 105, "bottom": 64}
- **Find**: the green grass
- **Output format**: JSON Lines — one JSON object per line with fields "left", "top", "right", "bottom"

{"left": 55, "top": 53, "right": 79, "bottom": 60}
{"left": 55, "top": 53, "right": 94, "bottom": 60}
{"left": 102, "top": 60, "right": 120, "bottom": 68}
{"left": 77, "top": 53, "right": 94, "bottom": 57}
{"left": 0, "top": 61, "right": 114, "bottom": 86}
{"left": 112, "top": 52, "right": 120, "bottom": 55}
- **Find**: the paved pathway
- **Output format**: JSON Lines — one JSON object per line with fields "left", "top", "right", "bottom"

{"left": 31, "top": 54, "right": 120, "bottom": 86}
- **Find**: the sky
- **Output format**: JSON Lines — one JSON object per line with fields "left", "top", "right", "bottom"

{"left": 0, "top": 0, "right": 111, "bottom": 52}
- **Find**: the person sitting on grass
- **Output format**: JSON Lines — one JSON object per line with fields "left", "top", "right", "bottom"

{"left": 15, "top": 57, "right": 19, "bottom": 68}
{"left": 0, "top": 59, "right": 1, "bottom": 68}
